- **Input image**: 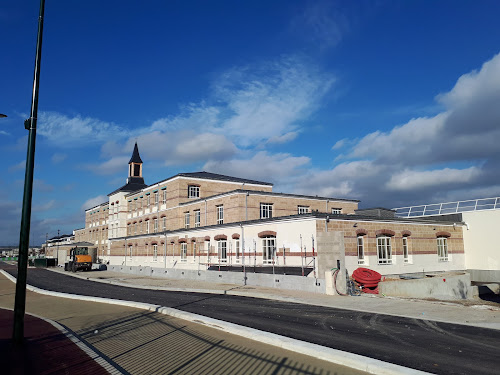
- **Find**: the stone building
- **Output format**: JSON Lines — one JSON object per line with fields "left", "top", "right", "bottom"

{"left": 77, "top": 144, "right": 466, "bottom": 290}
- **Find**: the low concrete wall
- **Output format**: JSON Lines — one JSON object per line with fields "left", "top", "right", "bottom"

{"left": 108, "top": 265, "right": 326, "bottom": 294}
{"left": 468, "top": 269, "right": 500, "bottom": 283}
{"left": 379, "top": 272, "right": 473, "bottom": 300}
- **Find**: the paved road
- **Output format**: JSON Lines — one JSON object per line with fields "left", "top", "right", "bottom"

{"left": 4, "top": 265, "right": 500, "bottom": 375}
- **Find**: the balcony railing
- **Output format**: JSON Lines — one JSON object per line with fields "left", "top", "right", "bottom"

{"left": 393, "top": 197, "right": 500, "bottom": 218}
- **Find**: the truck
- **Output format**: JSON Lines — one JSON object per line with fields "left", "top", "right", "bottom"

{"left": 64, "top": 246, "right": 92, "bottom": 272}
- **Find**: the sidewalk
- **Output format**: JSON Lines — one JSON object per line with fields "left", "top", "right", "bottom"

{"left": 51, "top": 267, "right": 500, "bottom": 330}
{"left": 0, "top": 271, "right": 368, "bottom": 375}
{"left": 0, "top": 309, "right": 110, "bottom": 375}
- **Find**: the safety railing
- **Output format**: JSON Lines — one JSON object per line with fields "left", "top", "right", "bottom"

{"left": 393, "top": 197, "right": 500, "bottom": 218}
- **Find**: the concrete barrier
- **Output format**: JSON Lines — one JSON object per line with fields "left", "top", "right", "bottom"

{"left": 379, "top": 272, "right": 472, "bottom": 300}
{"left": 108, "top": 265, "right": 326, "bottom": 294}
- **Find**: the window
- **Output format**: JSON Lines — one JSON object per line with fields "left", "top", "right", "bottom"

{"left": 331, "top": 208, "right": 342, "bottom": 215}
{"left": 128, "top": 245, "right": 133, "bottom": 260}
{"left": 185, "top": 212, "right": 190, "bottom": 228}
{"left": 235, "top": 240, "right": 240, "bottom": 261}
{"left": 193, "top": 242, "right": 197, "bottom": 259}
{"left": 403, "top": 237, "right": 410, "bottom": 263}
{"left": 139, "top": 198, "right": 142, "bottom": 210}
{"left": 357, "top": 236, "right": 365, "bottom": 265}
{"left": 298, "top": 206, "right": 309, "bottom": 214}
{"left": 153, "top": 244, "right": 158, "bottom": 261}
{"left": 260, "top": 203, "right": 273, "bottom": 219}
{"left": 218, "top": 240, "right": 227, "bottom": 263}
{"left": 181, "top": 242, "right": 187, "bottom": 261}
{"left": 162, "top": 190, "right": 167, "bottom": 204}
{"left": 188, "top": 185, "right": 200, "bottom": 198}
{"left": 134, "top": 222, "right": 137, "bottom": 235}
{"left": 162, "top": 217, "right": 167, "bottom": 231}
{"left": 147, "top": 194, "right": 151, "bottom": 206}
{"left": 437, "top": 237, "right": 448, "bottom": 262}
{"left": 154, "top": 218, "right": 158, "bottom": 233}
{"left": 262, "top": 236, "right": 276, "bottom": 264}
{"left": 194, "top": 210, "right": 201, "bottom": 227}
{"left": 146, "top": 220, "right": 150, "bottom": 234}
{"left": 154, "top": 191, "right": 159, "bottom": 205}
{"left": 127, "top": 223, "right": 131, "bottom": 235}
{"left": 377, "top": 236, "right": 392, "bottom": 264}
{"left": 217, "top": 205, "right": 224, "bottom": 224}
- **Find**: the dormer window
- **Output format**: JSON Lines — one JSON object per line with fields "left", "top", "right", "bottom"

{"left": 188, "top": 185, "right": 200, "bottom": 198}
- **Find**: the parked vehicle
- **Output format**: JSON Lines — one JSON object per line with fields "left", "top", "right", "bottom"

{"left": 64, "top": 246, "right": 92, "bottom": 272}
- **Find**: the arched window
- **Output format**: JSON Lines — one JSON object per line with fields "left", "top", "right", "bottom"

{"left": 357, "top": 234, "right": 366, "bottom": 265}
{"left": 217, "top": 238, "right": 227, "bottom": 263}
{"left": 402, "top": 232, "right": 411, "bottom": 264}
{"left": 262, "top": 235, "right": 276, "bottom": 264}
{"left": 377, "top": 235, "right": 392, "bottom": 265}
{"left": 437, "top": 237, "right": 449, "bottom": 262}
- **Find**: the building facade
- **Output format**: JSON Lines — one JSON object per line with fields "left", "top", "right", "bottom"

{"left": 77, "top": 144, "right": 466, "bottom": 282}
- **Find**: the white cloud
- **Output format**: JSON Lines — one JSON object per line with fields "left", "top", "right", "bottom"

{"left": 81, "top": 195, "right": 107, "bottom": 211}
{"left": 85, "top": 156, "right": 129, "bottom": 176}
{"left": 331, "top": 138, "right": 346, "bottom": 150}
{"left": 386, "top": 167, "right": 482, "bottom": 191}
{"left": 8, "top": 160, "right": 25, "bottom": 172}
{"left": 267, "top": 131, "right": 298, "bottom": 144}
{"left": 203, "top": 151, "right": 310, "bottom": 184}
{"left": 290, "top": 1, "right": 349, "bottom": 49}
{"left": 213, "top": 56, "right": 334, "bottom": 147}
{"left": 34, "top": 179, "right": 53, "bottom": 192}
{"left": 310, "top": 52, "right": 500, "bottom": 207}
{"left": 33, "top": 200, "right": 56, "bottom": 212}
{"left": 38, "top": 112, "right": 127, "bottom": 146}
{"left": 51, "top": 153, "right": 67, "bottom": 163}
{"left": 0, "top": 130, "right": 9, "bottom": 136}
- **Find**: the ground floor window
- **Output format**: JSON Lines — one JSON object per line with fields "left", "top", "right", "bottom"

{"left": 262, "top": 237, "right": 276, "bottom": 264}
{"left": 357, "top": 236, "right": 365, "bottom": 265}
{"left": 128, "top": 245, "right": 133, "bottom": 260}
{"left": 235, "top": 240, "right": 240, "bottom": 261}
{"left": 218, "top": 240, "right": 227, "bottom": 262}
{"left": 193, "top": 242, "right": 196, "bottom": 259}
{"left": 377, "top": 236, "right": 392, "bottom": 264}
{"left": 181, "top": 242, "right": 187, "bottom": 261}
{"left": 153, "top": 244, "right": 158, "bottom": 261}
{"left": 403, "top": 237, "right": 410, "bottom": 263}
{"left": 437, "top": 237, "right": 448, "bottom": 261}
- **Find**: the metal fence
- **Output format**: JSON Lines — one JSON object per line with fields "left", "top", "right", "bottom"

{"left": 393, "top": 197, "right": 500, "bottom": 218}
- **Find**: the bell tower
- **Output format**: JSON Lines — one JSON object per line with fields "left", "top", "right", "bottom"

{"left": 127, "top": 142, "right": 144, "bottom": 184}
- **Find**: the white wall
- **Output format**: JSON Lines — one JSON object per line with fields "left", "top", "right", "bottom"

{"left": 108, "top": 218, "right": 318, "bottom": 272}
{"left": 345, "top": 254, "right": 466, "bottom": 276}
{"left": 462, "top": 209, "right": 500, "bottom": 271}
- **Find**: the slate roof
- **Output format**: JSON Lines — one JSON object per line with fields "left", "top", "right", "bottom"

{"left": 128, "top": 142, "right": 143, "bottom": 164}
{"left": 173, "top": 171, "right": 272, "bottom": 186}
{"left": 108, "top": 180, "right": 148, "bottom": 196}
{"left": 179, "top": 189, "right": 359, "bottom": 206}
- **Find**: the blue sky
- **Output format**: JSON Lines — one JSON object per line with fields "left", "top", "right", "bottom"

{"left": 2, "top": 0, "right": 500, "bottom": 245}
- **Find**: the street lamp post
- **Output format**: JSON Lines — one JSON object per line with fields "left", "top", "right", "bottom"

{"left": 13, "top": 0, "right": 46, "bottom": 345}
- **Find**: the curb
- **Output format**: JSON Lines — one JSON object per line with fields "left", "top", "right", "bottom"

{"left": 0, "top": 269, "right": 429, "bottom": 375}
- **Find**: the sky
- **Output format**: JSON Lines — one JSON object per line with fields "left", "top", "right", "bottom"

{"left": 1, "top": 0, "right": 500, "bottom": 245}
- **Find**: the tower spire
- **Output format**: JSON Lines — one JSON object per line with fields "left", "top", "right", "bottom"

{"left": 127, "top": 142, "right": 144, "bottom": 184}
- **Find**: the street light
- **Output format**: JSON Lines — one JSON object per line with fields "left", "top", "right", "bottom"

{"left": 13, "top": 0, "right": 46, "bottom": 345}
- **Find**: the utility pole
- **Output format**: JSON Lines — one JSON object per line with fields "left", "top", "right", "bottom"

{"left": 56, "top": 229, "right": 60, "bottom": 260}
{"left": 13, "top": 0, "right": 46, "bottom": 345}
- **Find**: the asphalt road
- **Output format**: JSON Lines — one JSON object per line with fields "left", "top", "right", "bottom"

{"left": 3, "top": 264, "right": 500, "bottom": 375}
